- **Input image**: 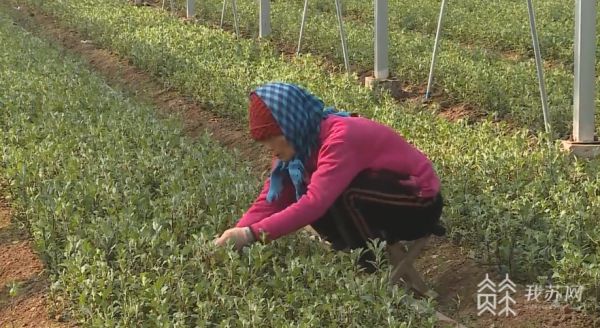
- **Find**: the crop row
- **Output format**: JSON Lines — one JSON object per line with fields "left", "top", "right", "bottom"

{"left": 185, "top": 0, "right": 600, "bottom": 136}
{"left": 174, "top": 0, "right": 588, "bottom": 66}
{"left": 0, "top": 10, "right": 434, "bottom": 326}
{"left": 22, "top": 0, "right": 600, "bottom": 308}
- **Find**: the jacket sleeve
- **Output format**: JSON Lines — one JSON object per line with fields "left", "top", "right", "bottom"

{"left": 249, "top": 138, "right": 362, "bottom": 242}
{"left": 235, "top": 158, "right": 295, "bottom": 231}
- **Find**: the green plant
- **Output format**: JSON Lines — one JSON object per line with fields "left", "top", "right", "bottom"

{"left": 0, "top": 10, "right": 435, "bottom": 326}
{"left": 17, "top": 0, "right": 600, "bottom": 311}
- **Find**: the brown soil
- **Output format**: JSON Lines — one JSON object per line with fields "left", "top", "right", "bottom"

{"left": 356, "top": 70, "right": 488, "bottom": 124}
{"left": 476, "top": 300, "right": 596, "bottom": 328}
{"left": 418, "top": 237, "right": 599, "bottom": 327}
{"left": 0, "top": 192, "right": 74, "bottom": 327}
{"left": 438, "top": 103, "right": 487, "bottom": 123}
{"left": 3, "top": 2, "right": 599, "bottom": 327}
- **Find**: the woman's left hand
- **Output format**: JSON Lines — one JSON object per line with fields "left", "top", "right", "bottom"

{"left": 214, "top": 227, "right": 255, "bottom": 250}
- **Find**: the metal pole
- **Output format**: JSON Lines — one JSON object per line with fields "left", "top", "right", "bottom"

{"left": 161, "top": 0, "right": 174, "bottom": 11}
{"left": 186, "top": 0, "right": 195, "bottom": 19}
{"left": 425, "top": 0, "right": 448, "bottom": 100}
{"left": 374, "top": 0, "right": 389, "bottom": 79}
{"left": 573, "top": 0, "right": 597, "bottom": 142}
{"left": 526, "top": 0, "right": 551, "bottom": 134}
{"left": 220, "top": 0, "right": 227, "bottom": 28}
{"left": 259, "top": 0, "right": 271, "bottom": 38}
{"left": 297, "top": 0, "right": 309, "bottom": 55}
{"left": 231, "top": 0, "right": 241, "bottom": 38}
{"left": 335, "top": 0, "right": 350, "bottom": 72}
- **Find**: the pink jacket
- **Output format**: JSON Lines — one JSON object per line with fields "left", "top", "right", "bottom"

{"left": 235, "top": 115, "right": 441, "bottom": 241}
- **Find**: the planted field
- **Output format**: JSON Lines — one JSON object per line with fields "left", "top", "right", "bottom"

{"left": 3, "top": 0, "right": 600, "bottom": 325}
{"left": 33, "top": 0, "right": 600, "bottom": 136}
{"left": 188, "top": 0, "right": 598, "bottom": 136}
{"left": 0, "top": 10, "right": 437, "bottom": 326}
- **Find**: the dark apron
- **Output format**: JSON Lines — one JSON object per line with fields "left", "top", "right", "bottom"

{"left": 310, "top": 169, "right": 445, "bottom": 272}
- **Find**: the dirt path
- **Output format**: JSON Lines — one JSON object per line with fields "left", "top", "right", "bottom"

{"left": 0, "top": 187, "right": 74, "bottom": 328}
{"left": 2, "top": 2, "right": 598, "bottom": 327}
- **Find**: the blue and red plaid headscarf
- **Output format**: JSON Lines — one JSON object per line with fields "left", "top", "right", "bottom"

{"left": 249, "top": 82, "right": 351, "bottom": 203}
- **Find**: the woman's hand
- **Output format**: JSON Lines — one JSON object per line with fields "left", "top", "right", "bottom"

{"left": 214, "top": 227, "right": 256, "bottom": 250}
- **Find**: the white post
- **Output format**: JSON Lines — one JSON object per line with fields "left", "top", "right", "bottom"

{"left": 334, "top": 0, "right": 350, "bottom": 72}
{"left": 232, "top": 0, "right": 240, "bottom": 37}
{"left": 573, "top": 0, "right": 597, "bottom": 142}
{"left": 297, "top": 0, "right": 309, "bottom": 55}
{"left": 186, "top": 0, "right": 195, "bottom": 19}
{"left": 259, "top": 0, "right": 271, "bottom": 38}
{"left": 526, "top": 0, "right": 551, "bottom": 134}
{"left": 374, "top": 0, "right": 388, "bottom": 79}
{"left": 220, "top": 0, "right": 227, "bottom": 28}
{"left": 425, "top": 0, "right": 447, "bottom": 100}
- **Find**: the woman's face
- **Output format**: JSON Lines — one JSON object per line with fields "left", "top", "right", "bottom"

{"left": 260, "top": 135, "right": 296, "bottom": 161}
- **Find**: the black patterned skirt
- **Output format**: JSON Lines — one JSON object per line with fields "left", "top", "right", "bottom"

{"left": 309, "top": 169, "right": 445, "bottom": 271}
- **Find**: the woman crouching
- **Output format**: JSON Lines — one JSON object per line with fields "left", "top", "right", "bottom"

{"left": 214, "top": 82, "right": 445, "bottom": 298}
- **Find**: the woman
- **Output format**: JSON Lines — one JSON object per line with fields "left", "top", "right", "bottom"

{"left": 214, "top": 82, "right": 445, "bottom": 298}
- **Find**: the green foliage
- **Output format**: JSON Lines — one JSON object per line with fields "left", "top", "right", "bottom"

{"left": 24, "top": 0, "right": 600, "bottom": 310}
{"left": 190, "top": 0, "right": 599, "bottom": 136}
{"left": 4, "top": 0, "right": 600, "bottom": 321}
{"left": 0, "top": 11, "right": 435, "bottom": 326}
{"left": 23, "top": 0, "right": 600, "bottom": 285}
